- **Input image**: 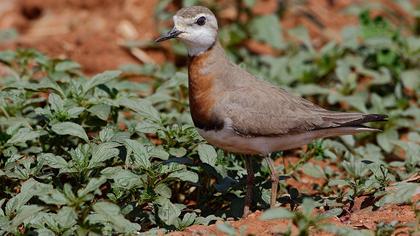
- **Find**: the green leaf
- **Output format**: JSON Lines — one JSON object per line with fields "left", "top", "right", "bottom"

{"left": 88, "top": 142, "right": 120, "bottom": 168}
{"left": 99, "top": 127, "right": 115, "bottom": 142}
{"left": 155, "top": 183, "right": 172, "bottom": 199}
{"left": 83, "top": 70, "right": 121, "bottom": 94}
{"left": 157, "top": 198, "right": 181, "bottom": 226}
{"left": 0, "top": 50, "right": 16, "bottom": 63}
{"left": 288, "top": 26, "right": 314, "bottom": 52}
{"left": 7, "top": 128, "right": 43, "bottom": 145}
{"left": 63, "top": 184, "right": 75, "bottom": 201}
{"left": 393, "top": 140, "right": 420, "bottom": 163}
{"left": 360, "top": 11, "right": 394, "bottom": 39}
{"left": 319, "top": 208, "right": 343, "bottom": 219}
{"left": 195, "top": 214, "right": 220, "bottom": 226}
{"left": 302, "top": 198, "right": 319, "bottom": 216}
{"left": 248, "top": 15, "right": 285, "bottom": 49}
{"left": 54, "top": 61, "right": 80, "bottom": 72}
{"left": 175, "top": 212, "right": 196, "bottom": 229}
{"left": 119, "top": 97, "right": 160, "bottom": 122}
{"left": 340, "top": 135, "right": 355, "bottom": 147}
{"left": 136, "top": 120, "right": 161, "bottom": 134}
{"left": 260, "top": 207, "right": 294, "bottom": 220}
{"left": 302, "top": 162, "right": 325, "bottom": 179}
{"left": 38, "top": 153, "right": 68, "bottom": 169}
{"left": 37, "top": 78, "right": 65, "bottom": 97}
{"left": 376, "top": 129, "right": 399, "bottom": 153}
{"left": 88, "top": 104, "right": 111, "bottom": 121}
{"left": 401, "top": 69, "right": 420, "bottom": 91}
{"left": 407, "top": 132, "right": 420, "bottom": 143}
{"left": 106, "top": 169, "right": 141, "bottom": 190}
{"left": 38, "top": 189, "right": 69, "bottom": 206}
{"left": 169, "top": 147, "right": 187, "bottom": 157}
{"left": 51, "top": 122, "right": 89, "bottom": 142}
{"left": 0, "top": 199, "right": 5, "bottom": 216}
{"left": 375, "top": 183, "right": 419, "bottom": 207}
{"left": 11, "top": 205, "right": 43, "bottom": 229}
{"left": 124, "top": 139, "right": 151, "bottom": 169}
{"left": 48, "top": 93, "right": 64, "bottom": 112}
{"left": 56, "top": 207, "right": 77, "bottom": 228}
{"left": 91, "top": 201, "right": 141, "bottom": 233}
{"left": 327, "top": 93, "right": 368, "bottom": 113}
{"left": 150, "top": 146, "right": 169, "bottom": 160}
{"left": 197, "top": 144, "right": 217, "bottom": 167}
{"left": 219, "top": 23, "right": 247, "bottom": 46}
{"left": 168, "top": 169, "right": 198, "bottom": 183}
{"left": 5, "top": 179, "right": 51, "bottom": 216}
{"left": 67, "top": 107, "right": 84, "bottom": 118}
{"left": 77, "top": 177, "right": 107, "bottom": 197}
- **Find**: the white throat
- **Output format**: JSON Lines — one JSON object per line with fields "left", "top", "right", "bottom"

{"left": 186, "top": 42, "right": 213, "bottom": 56}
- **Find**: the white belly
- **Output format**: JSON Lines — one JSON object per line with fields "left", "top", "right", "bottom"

{"left": 197, "top": 128, "right": 314, "bottom": 155}
{"left": 197, "top": 126, "right": 368, "bottom": 155}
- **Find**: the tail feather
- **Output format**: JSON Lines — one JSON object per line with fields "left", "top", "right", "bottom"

{"left": 316, "top": 112, "right": 388, "bottom": 131}
{"left": 320, "top": 112, "right": 365, "bottom": 124}
{"left": 339, "top": 114, "right": 388, "bottom": 127}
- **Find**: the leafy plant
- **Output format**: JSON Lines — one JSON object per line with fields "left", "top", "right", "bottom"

{"left": 0, "top": 1, "right": 419, "bottom": 234}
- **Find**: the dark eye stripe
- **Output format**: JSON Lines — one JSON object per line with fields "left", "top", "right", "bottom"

{"left": 196, "top": 16, "right": 206, "bottom": 26}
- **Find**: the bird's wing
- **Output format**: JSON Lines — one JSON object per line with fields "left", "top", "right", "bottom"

{"left": 215, "top": 79, "right": 375, "bottom": 137}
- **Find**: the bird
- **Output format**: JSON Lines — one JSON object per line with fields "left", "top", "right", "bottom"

{"left": 155, "top": 6, "right": 387, "bottom": 217}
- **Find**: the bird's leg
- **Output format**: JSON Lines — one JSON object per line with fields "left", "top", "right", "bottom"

{"left": 243, "top": 155, "right": 254, "bottom": 217}
{"left": 265, "top": 154, "right": 279, "bottom": 208}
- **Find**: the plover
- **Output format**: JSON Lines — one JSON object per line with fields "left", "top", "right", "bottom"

{"left": 156, "top": 6, "right": 387, "bottom": 217}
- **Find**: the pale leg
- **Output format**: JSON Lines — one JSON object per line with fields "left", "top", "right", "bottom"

{"left": 243, "top": 155, "right": 254, "bottom": 217}
{"left": 265, "top": 155, "right": 279, "bottom": 208}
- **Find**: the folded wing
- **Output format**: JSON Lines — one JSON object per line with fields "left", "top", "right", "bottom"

{"left": 216, "top": 80, "right": 386, "bottom": 137}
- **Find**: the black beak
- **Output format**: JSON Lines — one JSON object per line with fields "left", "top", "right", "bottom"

{"left": 155, "top": 27, "right": 183, "bottom": 42}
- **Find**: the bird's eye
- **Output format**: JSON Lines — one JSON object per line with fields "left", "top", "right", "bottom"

{"left": 196, "top": 16, "right": 206, "bottom": 26}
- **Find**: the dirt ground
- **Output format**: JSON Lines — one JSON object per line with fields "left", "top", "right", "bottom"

{"left": 169, "top": 201, "right": 418, "bottom": 236}
{"left": 0, "top": 0, "right": 162, "bottom": 74}
{"left": 0, "top": 0, "right": 418, "bottom": 235}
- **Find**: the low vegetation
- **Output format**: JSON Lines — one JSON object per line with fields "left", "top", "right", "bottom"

{"left": 0, "top": 1, "right": 419, "bottom": 235}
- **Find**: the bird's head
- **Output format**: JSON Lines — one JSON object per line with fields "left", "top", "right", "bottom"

{"left": 155, "top": 6, "right": 218, "bottom": 56}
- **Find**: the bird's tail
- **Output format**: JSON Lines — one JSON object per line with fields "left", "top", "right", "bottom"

{"left": 338, "top": 113, "right": 388, "bottom": 128}
{"left": 318, "top": 111, "right": 388, "bottom": 129}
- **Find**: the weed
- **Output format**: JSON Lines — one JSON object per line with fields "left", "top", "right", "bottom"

{"left": 0, "top": 1, "right": 419, "bottom": 234}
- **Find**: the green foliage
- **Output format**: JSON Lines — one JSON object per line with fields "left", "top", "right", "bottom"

{"left": 0, "top": 50, "right": 210, "bottom": 234}
{"left": 248, "top": 15, "right": 286, "bottom": 49}
{"left": 0, "top": 1, "right": 419, "bottom": 235}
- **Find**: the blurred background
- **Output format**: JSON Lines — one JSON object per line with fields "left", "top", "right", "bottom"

{"left": 0, "top": 0, "right": 418, "bottom": 74}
